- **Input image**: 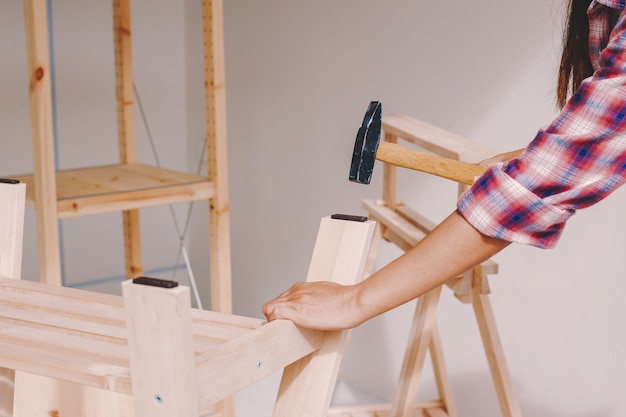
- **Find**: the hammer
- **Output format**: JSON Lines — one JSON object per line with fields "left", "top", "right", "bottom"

{"left": 349, "top": 101, "right": 486, "bottom": 185}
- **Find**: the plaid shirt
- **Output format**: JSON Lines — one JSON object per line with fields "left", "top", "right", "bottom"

{"left": 458, "top": 0, "right": 626, "bottom": 249}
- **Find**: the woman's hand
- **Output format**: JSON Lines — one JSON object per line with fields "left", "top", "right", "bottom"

{"left": 478, "top": 148, "right": 525, "bottom": 168}
{"left": 262, "top": 281, "right": 365, "bottom": 331}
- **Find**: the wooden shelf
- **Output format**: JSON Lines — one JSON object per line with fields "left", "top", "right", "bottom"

{"left": 13, "top": 163, "right": 214, "bottom": 218}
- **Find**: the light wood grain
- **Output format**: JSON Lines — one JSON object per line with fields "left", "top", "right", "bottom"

{"left": 376, "top": 141, "right": 485, "bottom": 185}
{"left": 23, "top": 0, "right": 61, "bottom": 287}
{"left": 382, "top": 114, "right": 494, "bottom": 163}
{"left": 0, "top": 182, "right": 24, "bottom": 417}
{"left": 471, "top": 272, "right": 522, "bottom": 417}
{"left": 203, "top": 1, "right": 233, "bottom": 413}
{"left": 272, "top": 217, "right": 375, "bottom": 417}
{"left": 390, "top": 287, "right": 442, "bottom": 417}
{"left": 14, "top": 163, "right": 214, "bottom": 218}
{"left": 123, "top": 282, "right": 198, "bottom": 417}
{"left": 0, "top": 183, "right": 25, "bottom": 280}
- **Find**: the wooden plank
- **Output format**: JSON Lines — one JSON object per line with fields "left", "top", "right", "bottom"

{"left": 113, "top": 0, "right": 136, "bottom": 164}
{"left": 113, "top": 0, "right": 142, "bottom": 284}
{"left": 383, "top": 132, "right": 398, "bottom": 210}
{"left": 23, "top": 0, "right": 61, "bottom": 287}
{"left": 0, "top": 276, "right": 261, "bottom": 351}
{"left": 14, "top": 164, "right": 215, "bottom": 218}
{"left": 195, "top": 319, "right": 323, "bottom": 410}
{"left": 0, "top": 367, "right": 15, "bottom": 417}
{"left": 390, "top": 287, "right": 442, "bottom": 417}
{"left": 0, "top": 275, "right": 268, "bottom": 400}
{"left": 0, "top": 338, "right": 132, "bottom": 394}
{"left": 0, "top": 182, "right": 24, "bottom": 417}
{"left": 363, "top": 200, "right": 426, "bottom": 248}
{"left": 471, "top": 273, "right": 522, "bottom": 417}
{"left": 80, "top": 387, "right": 136, "bottom": 417}
{"left": 122, "top": 208, "right": 142, "bottom": 278}
{"left": 15, "top": 164, "right": 211, "bottom": 199}
{"left": 429, "top": 325, "right": 456, "bottom": 417}
{"left": 203, "top": 0, "right": 233, "bottom": 315}
{"left": 381, "top": 114, "right": 494, "bottom": 163}
{"left": 0, "top": 183, "right": 26, "bottom": 280}
{"left": 328, "top": 401, "right": 445, "bottom": 416}
{"left": 272, "top": 217, "right": 375, "bottom": 417}
{"left": 424, "top": 407, "right": 449, "bottom": 417}
{"left": 203, "top": 1, "right": 233, "bottom": 414}
{"left": 123, "top": 281, "right": 199, "bottom": 417}
{"left": 362, "top": 221, "right": 383, "bottom": 279}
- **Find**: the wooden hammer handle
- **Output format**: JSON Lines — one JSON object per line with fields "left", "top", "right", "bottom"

{"left": 376, "top": 141, "right": 486, "bottom": 185}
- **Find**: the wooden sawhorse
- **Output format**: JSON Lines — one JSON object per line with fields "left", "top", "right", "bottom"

{"left": 0, "top": 180, "right": 376, "bottom": 417}
{"left": 332, "top": 114, "right": 522, "bottom": 417}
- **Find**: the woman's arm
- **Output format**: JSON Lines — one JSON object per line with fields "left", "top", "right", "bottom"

{"left": 262, "top": 210, "right": 510, "bottom": 330}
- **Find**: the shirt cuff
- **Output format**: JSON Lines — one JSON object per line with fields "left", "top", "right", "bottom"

{"left": 457, "top": 164, "right": 575, "bottom": 249}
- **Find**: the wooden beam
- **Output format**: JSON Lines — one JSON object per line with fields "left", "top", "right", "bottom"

{"left": 471, "top": 272, "right": 522, "bottom": 417}
{"left": 390, "top": 286, "right": 442, "bottom": 417}
{"left": 272, "top": 217, "right": 375, "bottom": 417}
{"left": 123, "top": 281, "right": 199, "bottom": 417}
{"left": 0, "top": 181, "right": 25, "bottom": 417}
{"left": 23, "top": 0, "right": 61, "bottom": 286}
{"left": 0, "top": 182, "right": 26, "bottom": 280}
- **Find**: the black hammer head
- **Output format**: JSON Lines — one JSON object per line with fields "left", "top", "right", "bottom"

{"left": 349, "top": 101, "right": 382, "bottom": 184}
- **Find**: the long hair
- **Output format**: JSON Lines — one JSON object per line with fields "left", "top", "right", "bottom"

{"left": 557, "top": 0, "right": 594, "bottom": 108}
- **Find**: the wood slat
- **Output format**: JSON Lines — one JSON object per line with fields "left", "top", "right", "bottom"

{"left": 382, "top": 114, "right": 494, "bottom": 163}
{"left": 0, "top": 276, "right": 264, "bottom": 396}
{"left": 327, "top": 401, "right": 445, "bottom": 417}
{"left": 363, "top": 200, "right": 426, "bottom": 248}
{"left": 0, "top": 180, "right": 25, "bottom": 416}
{"left": 195, "top": 320, "right": 323, "bottom": 410}
{"left": 424, "top": 408, "right": 449, "bottom": 417}
{"left": 0, "top": 183, "right": 25, "bottom": 280}
{"left": 14, "top": 163, "right": 215, "bottom": 218}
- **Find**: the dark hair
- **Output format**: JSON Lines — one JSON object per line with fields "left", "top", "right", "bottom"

{"left": 557, "top": 0, "right": 594, "bottom": 108}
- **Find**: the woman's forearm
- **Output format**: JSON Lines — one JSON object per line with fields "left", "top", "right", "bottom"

{"left": 263, "top": 210, "right": 510, "bottom": 330}
{"left": 352, "top": 210, "right": 510, "bottom": 322}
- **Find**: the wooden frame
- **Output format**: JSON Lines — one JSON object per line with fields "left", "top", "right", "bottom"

{"left": 335, "top": 114, "right": 522, "bottom": 417}
{"left": 16, "top": 0, "right": 234, "bottom": 414}
{"left": 0, "top": 215, "right": 375, "bottom": 416}
{"left": 0, "top": 181, "right": 26, "bottom": 416}
{"left": 19, "top": 0, "right": 232, "bottom": 283}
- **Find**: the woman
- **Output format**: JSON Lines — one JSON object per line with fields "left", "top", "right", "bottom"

{"left": 263, "top": 0, "right": 626, "bottom": 330}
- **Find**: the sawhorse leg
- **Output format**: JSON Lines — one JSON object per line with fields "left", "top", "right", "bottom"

{"left": 390, "top": 285, "right": 453, "bottom": 417}
{"left": 471, "top": 271, "right": 522, "bottom": 417}
{"left": 391, "top": 268, "right": 522, "bottom": 417}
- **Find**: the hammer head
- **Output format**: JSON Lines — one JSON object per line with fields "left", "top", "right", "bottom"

{"left": 349, "top": 101, "right": 382, "bottom": 184}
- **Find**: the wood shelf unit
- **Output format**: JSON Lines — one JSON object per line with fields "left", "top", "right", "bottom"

{"left": 16, "top": 0, "right": 234, "bottom": 415}
{"left": 20, "top": 0, "right": 232, "bottom": 297}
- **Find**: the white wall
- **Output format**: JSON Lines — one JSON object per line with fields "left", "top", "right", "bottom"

{"left": 2, "top": 1, "right": 625, "bottom": 416}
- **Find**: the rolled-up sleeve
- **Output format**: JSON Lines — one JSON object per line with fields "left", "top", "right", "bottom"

{"left": 458, "top": 4, "right": 626, "bottom": 248}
